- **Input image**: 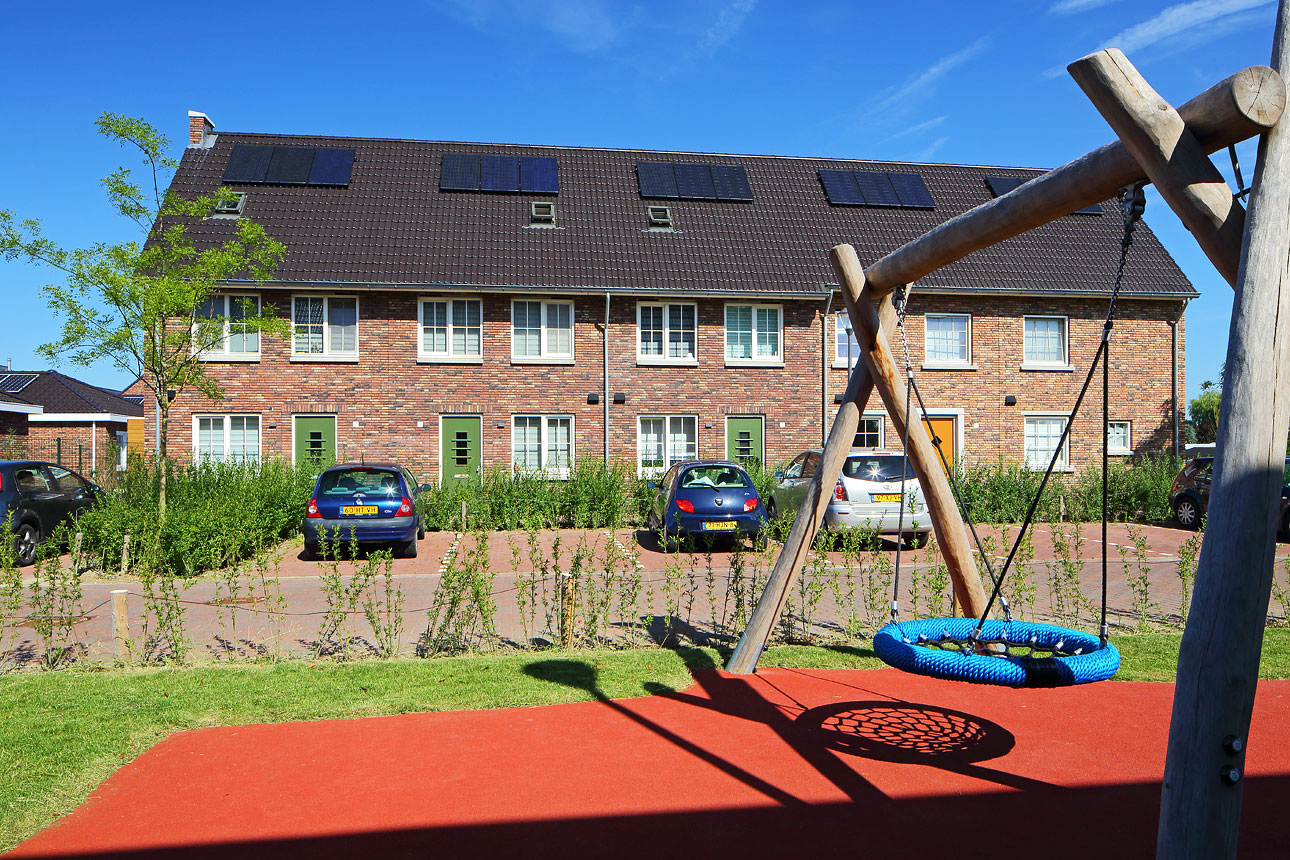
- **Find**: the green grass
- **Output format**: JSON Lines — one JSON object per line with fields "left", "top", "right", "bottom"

{"left": 4, "top": 631, "right": 1290, "bottom": 851}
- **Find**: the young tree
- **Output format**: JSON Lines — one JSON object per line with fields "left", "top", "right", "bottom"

{"left": 1188, "top": 378, "right": 1222, "bottom": 444}
{"left": 0, "top": 113, "right": 287, "bottom": 518}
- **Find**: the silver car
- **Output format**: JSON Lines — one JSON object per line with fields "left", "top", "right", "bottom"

{"left": 769, "top": 449, "right": 930, "bottom": 537}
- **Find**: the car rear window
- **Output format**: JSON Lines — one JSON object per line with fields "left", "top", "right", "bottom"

{"left": 318, "top": 468, "right": 402, "bottom": 497}
{"left": 679, "top": 466, "right": 751, "bottom": 489}
{"left": 843, "top": 455, "right": 916, "bottom": 482}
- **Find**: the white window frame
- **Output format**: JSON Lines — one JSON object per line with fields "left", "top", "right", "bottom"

{"left": 1022, "top": 315, "right": 1072, "bottom": 370}
{"left": 833, "top": 310, "right": 861, "bottom": 368}
{"left": 637, "top": 302, "right": 697, "bottom": 365}
{"left": 1107, "top": 420, "right": 1132, "bottom": 456}
{"left": 291, "top": 294, "right": 360, "bottom": 362}
{"left": 193, "top": 414, "right": 261, "bottom": 464}
{"left": 853, "top": 414, "right": 885, "bottom": 449}
{"left": 510, "top": 299, "right": 574, "bottom": 363}
{"left": 724, "top": 302, "right": 783, "bottom": 366}
{"left": 511, "top": 415, "right": 574, "bottom": 479}
{"left": 924, "top": 313, "right": 974, "bottom": 368}
{"left": 1023, "top": 413, "right": 1072, "bottom": 471}
{"left": 637, "top": 415, "right": 698, "bottom": 478}
{"left": 195, "top": 293, "right": 261, "bottom": 361}
{"left": 115, "top": 430, "right": 129, "bottom": 471}
{"left": 418, "top": 296, "right": 483, "bottom": 363}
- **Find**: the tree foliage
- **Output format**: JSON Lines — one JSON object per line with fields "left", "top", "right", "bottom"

{"left": 1188, "top": 378, "right": 1222, "bottom": 444}
{"left": 0, "top": 113, "right": 288, "bottom": 515}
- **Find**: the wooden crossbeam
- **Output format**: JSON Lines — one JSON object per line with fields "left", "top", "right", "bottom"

{"left": 1069, "top": 49, "right": 1246, "bottom": 287}
{"left": 864, "top": 65, "right": 1283, "bottom": 298}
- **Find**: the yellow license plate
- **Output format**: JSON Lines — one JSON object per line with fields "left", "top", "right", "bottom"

{"left": 702, "top": 521, "right": 737, "bottom": 531}
{"left": 871, "top": 493, "right": 902, "bottom": 503}
{"left": 341, "top": 505, "right": 379, "bottom": 515}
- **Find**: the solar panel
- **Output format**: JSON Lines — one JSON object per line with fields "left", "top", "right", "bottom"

{"left": 985, "top": 176, "right": 1027, "bottom": 197}
{"left": 888, "top": 172, "right": 934, "bottom": 209}
{"left": 674, "top": 163, "right": 717, "bottom": 200}
{"left": 308, "top": 148, "right": 355, "bottom": 186}
{"left": 440, "top": 153, "right": 481, "bottom": 191}
{"left": 481, "top": 155, "right": 521, "bottom": 192}
{"left": 854, "top": 171, "right": 901, "bottom": 207}
{"left": 818, "top": 169, "right": 864, "bottom": 205}
{"left": 0, "top": 373, "right": 38, "bottom": 394}
{"left": 637, "top": 161, "right": 679, "bottom": 199}
{"left": 520, "top": 157, "right": 559, "bottom": 194}
{"left": 264, "top": 146, "right": 315, "bottom": 184}
{"left": 222, "top": 144, "right": 274, "bottom": 183}
{"left": 710, "top": 164, "right": 753, "bottom": 202}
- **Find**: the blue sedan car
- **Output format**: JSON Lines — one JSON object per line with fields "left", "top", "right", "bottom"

{"left": 303, "top": 463, "right": 427, "bottom": 559}
{"left": 645, "top": 460, "right": 767, "bottom": 550}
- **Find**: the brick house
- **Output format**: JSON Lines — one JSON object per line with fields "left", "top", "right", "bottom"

{"left": 0, "top": 369, "right": 144, "bottom": 475}
{"left": 130, "top": 111, "right": 1195, "bottom": 480}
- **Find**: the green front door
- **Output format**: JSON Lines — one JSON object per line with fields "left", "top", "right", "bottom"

{"left": 440, "top": 416, "right": 482, "bottom": 482}
{"left": 726, "top": 417, "right": 764, "bottom": 469}
{"left": 294, "top": 416, "right": 336, "bottom": 468}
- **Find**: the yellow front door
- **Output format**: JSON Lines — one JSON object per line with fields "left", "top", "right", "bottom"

{"left": 921, "top": 416, "right": 957, "bottom": 475}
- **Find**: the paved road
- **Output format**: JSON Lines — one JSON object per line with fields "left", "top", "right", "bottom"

{"left": 4, "top": 522, "right": 1286, "bottom": 666}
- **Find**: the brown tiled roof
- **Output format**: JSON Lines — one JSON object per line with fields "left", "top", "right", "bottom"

{"left": 10, "top": 371, "right": 144, "bottom": 417}
{"left": 174, "top": 132, "right": 1196, "bottom": 300}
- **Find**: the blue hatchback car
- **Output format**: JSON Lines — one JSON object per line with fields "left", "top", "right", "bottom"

{"left": 645, "top": 460, "right": 767, "bottom": 550}
{"left": 303, "top": 463, "right": 427, "bottom": 559}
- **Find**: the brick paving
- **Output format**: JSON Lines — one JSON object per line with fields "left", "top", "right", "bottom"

{"left": 4, "top": 523, "right": 1288, "bottom": 666}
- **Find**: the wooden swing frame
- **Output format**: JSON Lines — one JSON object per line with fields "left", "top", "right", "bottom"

{"left": 725, "top": 8, "right": 1290, "bottom": 856}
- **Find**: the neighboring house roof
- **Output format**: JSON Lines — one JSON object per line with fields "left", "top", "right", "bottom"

{"left": 5, "top": 371, "right": 144, "bottom": 421}
{"left": 173, "top": 131, "right": 1197, "bottom": 300}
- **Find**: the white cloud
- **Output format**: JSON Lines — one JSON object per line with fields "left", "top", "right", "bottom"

{"left": 883, "top": 115, "right": 950, "bottom": 143}
{"left": 433, "top": 0, "right": 627, "bottom": 53}
{"left": 1100, "top": 0, "right": 1273, "bottom": 54}
{"left": 696, "top": 0, "right": 758, "bottom": 56}
{"left": 1050, "top": 0, "right": 1119, "bottom": 13}
{"left": 915, "top": 136, "right": 951, "bottom": 161}
{"left": 864, "top": 37, "right": 991, "bottom": 121}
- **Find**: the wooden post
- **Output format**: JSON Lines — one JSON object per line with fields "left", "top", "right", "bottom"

{"left": 1158, "top": 3, "right": 1290, "bottom": 856}
{"left": 71, "top": 531, "right": 82, "bottom": 575}
{"left": 833, "top": 244, "right": 989, "bottom": 618}
{"left": 864, "top": 66, "right": 1283, "bottom": 298}
{"left": 726, "top": 290, "right": 894, "bottom": 674}
{"left": 1069, "top": 49, "right": 1247, "bottom": 287}
{"left": 120, "top": 534, "right": 130, "bottom": 578}
{"left": 110, "top": 589, "right": 129, "bottom": 662}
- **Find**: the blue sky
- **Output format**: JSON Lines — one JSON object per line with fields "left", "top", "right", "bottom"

{"left": 0, "top": 0, "right": 1277, "bottom": 403}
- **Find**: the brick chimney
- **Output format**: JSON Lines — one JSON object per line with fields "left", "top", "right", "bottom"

{"left": 188, "top": 110, "right": 215, "bottom": 148}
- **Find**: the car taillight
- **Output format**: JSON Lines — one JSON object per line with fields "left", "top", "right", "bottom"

{"left": 306, "top": 498, "right": 321, "bottom": 518}
{"left": 834, "top": 482, "right": 848, "bottom": 501}
{"left": 397, "top": 497, "right": 413, "bottom": 516}
{"left": 743, "top": 498, "right": 759, "bottom": 513}
{"left": 676, "top": 499, "right": 695, "bottom": 513}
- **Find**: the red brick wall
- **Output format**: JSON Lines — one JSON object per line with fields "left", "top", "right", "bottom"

{"left": 22, "top": 421, "right": 127, "bottom": 477}
{"left": 129, "top": 288, "right": 1185, "bottom": 479}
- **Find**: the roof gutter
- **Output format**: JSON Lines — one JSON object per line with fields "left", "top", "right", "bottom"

{"left": 28, "top": 412, "right": 138, "bottom": 423}
{"left": 216, "top": 279, "right": 833, "bottom": 302}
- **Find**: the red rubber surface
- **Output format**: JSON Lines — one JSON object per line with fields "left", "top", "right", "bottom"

{"left": 11, "top": 668, "right": 1290, "bottom": 859}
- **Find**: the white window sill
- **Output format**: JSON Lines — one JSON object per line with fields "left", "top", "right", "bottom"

{"left": 511, "top": 356, "right": 575, "bottom": 365}
{"left": 291, "top": 354, "right": 360, "bottom": 363}
{"left": 200, "top": 353, "right": 261, "bottom": 363}
{"left": 638, "top": 357, "right": 699, "bottom": 367}
{"left": 725, "top": 360, "right": 784, "bottom": 369}
{"left": 1026, "top": 462, "right": 1075, "bottom": 473}
{"left": 921, "top": 362, "right": 978, "bottom": 371}
{"left": 1108, "top": 449, "right": 1133, "bottom": 456}
{"left": 1020, "top": 363, "right": 1075, "bottom": 372}
{"left": 418, "top": 355, "right": 484, "bottom": 365}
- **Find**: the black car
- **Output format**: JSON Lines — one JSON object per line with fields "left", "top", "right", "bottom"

{"left": 1170, "top": 456, "right": 1290, "bottom": 534}
{"left": 2, "top": 460, "right": 100, "bottom": 566}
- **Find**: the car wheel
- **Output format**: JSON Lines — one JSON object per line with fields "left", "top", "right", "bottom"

{"left": 398, "top": 536, "right": 419, "bottom": 559}
{"left": 766, "top": 498, "right": 778, "bottom": 520}
{"left": 14, "top": 523, "right": 39, "bottom": 567}
{"left": 1174, "top": 497, "right": 1201, "bottom": 529}
{"left": 302, "top": 541, "right": 320, "bottom": 561}
{"left": 751, "top": 530, "right": 768, "bottom": 551}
